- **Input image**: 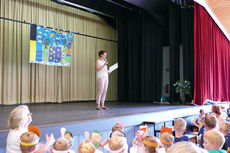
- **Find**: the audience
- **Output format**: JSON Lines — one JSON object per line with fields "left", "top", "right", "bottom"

{"left": 192, "top": 109, "right": 205, "bottom": 132}
{"left": 159, "top": 127, "right": 174, "bottom": 152}
{"left": 5, "top": 103, "right": 230, "bottom": 153}
{"left": 141, "top": 136, "right": 160, "bottom": 153}
{"left": 200, "top": 113, "right": 218, "bottom": 148}
{"left": 167, "top": 141, "right": 208, "bottom": 153}
{"left": 219, "top": 121, "right": 230, "bottom": 150}
{"left": 203, "top": 130, "right": 226, "bottom": 153}
{"left": 6, "top": 105, "right": 32, "bottom": 153}
{"left": 174, "top": 118, "right": 189, "bottom": 143}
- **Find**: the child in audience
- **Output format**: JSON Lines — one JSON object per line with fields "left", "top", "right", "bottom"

{"left": 192, "top": 109, "right": 205, "bottom": 132}
{"left": 6, "top": 105, "right": 32, "bottom": 153}
{"left": 52, "top": 137, "right": 73, "bottom": 153}
{"left": 101, "top": 133, "right": 128, "bottom": 153}
{"left": 110, "top": 122, "right": 126, "bottom": 138}
{"left": 167, "top": 141, "right": 208, "bottom": 153}
{"left": 158, "top": 126, "right": 174, "bottom": 152}
{"left": 89, "top": 131, "right": 103, "bottom": 153}
{"left": 212, "top": 104, "right": 226, "bottom": 125}
{"left": 203, "top": 130, "right": 226, "bottom": 153}
{"left": 141, "top": 135, "right": 160, "bottom": 153}
{"left": 78, "top": 139, "right": 96, "bottom": 153}
{"left": 200, "top": 114, "right": 218, "bottom": 148}
{"left": 219, "top": 121, "right": 230, "bottom": 150}
{"left": 20, "top": 132, "right": 39, "bottom": 153}
{"left": 130, "top": 125, "right": 148, "bottom": 153}
{"left": 174, "top": 118, "right": 189, "bottom": 143}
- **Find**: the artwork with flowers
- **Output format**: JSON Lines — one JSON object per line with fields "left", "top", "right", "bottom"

{"left": 30, "top": 24, "right": 73, "bottom": 66}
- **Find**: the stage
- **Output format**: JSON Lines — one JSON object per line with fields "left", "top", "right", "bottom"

{"left": 0, "top": 101, "right": 228, "bottom": 152}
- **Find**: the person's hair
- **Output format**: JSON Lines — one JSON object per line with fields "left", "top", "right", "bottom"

{"left": 109, "top": 135, "right": 124, "bottom": 151}
{"left": 78, "top": 139, "right": 95, "bottom": 153}
{"left": 8, "top": 105, "right": 30, "bottom": 129}
{"left": 174, "top": 118, "right": 187, "bottom": 132}
{"left": 98, "top": 50, "right": 106, "bottom": 57}
{"left": 20, "top": 132, "right": 37, "bottom": 153}
{"left": 89, "top": 132, "right": 102, "bottom": 147}
{"left": 142, "top": 136, "right": 159, "bottom": 153}
{"left": 200, "top": 109, "right": 204, "bottom": 114}
{"left": 204, "top": 130, "right": 225, "bottom": 149}
{"left": 220, "top": 121, "right": 230, "bottom": 134}
{"left": 166, "top": 141, "right": 208, "bottom": 153}
{"left": 204, "top": 114, "right": 217, "bottom": 129}
{"left": 53, "top": 138, "right": 69, "bottom": 151}
{"left": 159, "top": 132, "right": 174, "bottom": 151}
{"left": 212, "top": 104, "right": 221, "bottom": 115}
{"left": 112, "top": 123, "right": 123, "bottom": 132}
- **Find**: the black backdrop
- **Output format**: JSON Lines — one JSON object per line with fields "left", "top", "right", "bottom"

{"left": 117, "top": 12, "right": 163, "bottom": 102}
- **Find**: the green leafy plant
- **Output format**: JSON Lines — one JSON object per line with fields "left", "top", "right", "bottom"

{"left": 174, "top": 80, "right": 192, "bottom": 101}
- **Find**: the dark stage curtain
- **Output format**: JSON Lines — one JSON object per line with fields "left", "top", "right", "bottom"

{"left": 169, "top": 4, "right": 181, "bottom": 102}
{"left": 194, "top": 3, "right": 230, "bottom": 105}
{"left": 182, "top": 6, "right": 194, "bottom": 101}
{"left": 117, "top": 13, "right": 163, "bottom": 102}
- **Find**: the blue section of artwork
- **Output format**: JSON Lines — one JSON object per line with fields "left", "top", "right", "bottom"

{"left": 48, "top": 46, "right": 56, "bottom": 62}
{"left": 55, "top": 47, "right": 62, "bottom": 63}
{"left": 36, "top": 25, "right": 44, "bottom": 61}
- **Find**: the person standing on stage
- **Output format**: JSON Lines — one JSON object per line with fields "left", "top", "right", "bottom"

{"left": 96, "top": 50, "right": 109, "bottom": 110}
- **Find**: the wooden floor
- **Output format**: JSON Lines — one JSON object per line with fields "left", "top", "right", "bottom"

{"left": 0, "top": 101, "right": 199, "bottom": 130}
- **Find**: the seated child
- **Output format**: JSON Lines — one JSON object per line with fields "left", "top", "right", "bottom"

{"left": 174, "top": 118, "right": 189, "bottom": 143}
{"left": 20, "top": 126, "right": 54, "bottom": 153}
{"left": 159, "top": 126, "right": 174, "bottom": 152}
{"left": 130, "top": 125, "right": 148, "bottom": 153}
{"left": 52, "top": 137, "right": 72, "bottom": 153}
{"left": 192, "top": 109, "right": 205, "bottom": 133}
{"left": 20, "top": 132, "right": 39, "bottom": 153}
{"left": 110, "top": 123, "right": 126, "bottom": 138}
{"left": 102, "top": 134, "right": 128, "bottom": 153}
{"left": 203, "top": 130, "right": 226, "bottom": 153}
{"left": 78, "top": 139, "right": 95, "bottom": 153}
{"left": 219, "top": 121, "right": 230, "bottom": 150}
{"left": 141, "top": 136, "right": 160, "bottom": 153}
{"left": 89, "top": 131, "right": 103, "bottom": 153}
{"left": 167, "top": 141, "right": 208, "bottom": 153}
{"left": 200, "top": 114, "right": 218, "bottom": 148}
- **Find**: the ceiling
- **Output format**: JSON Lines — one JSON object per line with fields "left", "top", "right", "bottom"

{"left": 53, "top": 0, "right": 169, "bottom": 30}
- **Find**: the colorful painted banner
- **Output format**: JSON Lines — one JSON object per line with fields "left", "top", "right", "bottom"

{"left": 30, "top": 24, "right": 73, "bottom": 66}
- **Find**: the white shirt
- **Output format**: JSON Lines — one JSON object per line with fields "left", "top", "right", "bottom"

{"left": 96, "top": 59, "right": 108, "bottom": 80}
{"left": 6, "top": 128, "right": 28, "bottom": 153}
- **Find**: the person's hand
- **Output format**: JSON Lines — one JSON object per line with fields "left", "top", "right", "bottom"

{"left": 104, "top": 61, "right": 108, "bottom": 65}
{"left": 45, "top": 133, "right": 55, "bottom": 147}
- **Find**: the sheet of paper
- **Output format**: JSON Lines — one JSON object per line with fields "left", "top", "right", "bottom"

{"left": 108, "top": 63, "right": 118, "bottom": 73}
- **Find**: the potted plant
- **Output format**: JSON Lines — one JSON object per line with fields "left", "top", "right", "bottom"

{"left": 174, "top": 80, "right": 192, "bottom": 104}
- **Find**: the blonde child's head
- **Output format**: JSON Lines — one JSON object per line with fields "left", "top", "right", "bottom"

{"left": 112, "top": 123, "right": 124, "bottom": 132}
{"left": 108, "top": 135, "right": 125, "bottom": 152}
{"left": 8, "top": 105, "right": 32, "bottom": 129}
{"left": 89, "top": 132, "right": 102, "bottom": 148}
{"left": 53, "top": 138, "right": 69, "bottom": 152}
{"left": 167, "top": 141, "right": 208, "bottom": 153}
{"left": 20, "top": 132, "right": 39, "bottom": 153}
{"left": 203, "top": 130, "right": 225, "bottom": 150}
{"left": 159, "top": 132, "right": 174, "bottom": 151}
{"left": 142, "top": 136, "right": 159, "bottom": 153}
{"left": 204, "top": 114, "right": 217, "bottom": 130}
{"left": 174, "top": 118, "right": 187, "bottom": 133}
{"left": 78, "top": 139, "right": 95, "bottom": 153}
{"left": 219, "top": 121, "right": 230, "bottom": 135}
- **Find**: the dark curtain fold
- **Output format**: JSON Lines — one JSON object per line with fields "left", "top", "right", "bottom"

{"left": 194, "top": 3, "right": 230, "bottom": 105}
{"left": 169, "top": 4, "right": 181, "bottom": 103}
{"left": 117, "top": 13, "right": 163, "bottom": 102}
{"left": 182, "top": 7, "right": 194, "bottom": 101}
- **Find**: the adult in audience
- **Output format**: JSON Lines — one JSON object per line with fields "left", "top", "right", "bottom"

{"left": 6, "top": 105, "right": 32, "bottom": 153}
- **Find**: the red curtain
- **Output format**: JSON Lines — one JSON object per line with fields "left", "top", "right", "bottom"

{"left": 194, "top": 3, "right": 230, "bottom": 105}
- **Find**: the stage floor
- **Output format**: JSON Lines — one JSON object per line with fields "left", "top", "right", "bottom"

{"left": 0, "top": 101, "right": 200, "bottom": 130}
